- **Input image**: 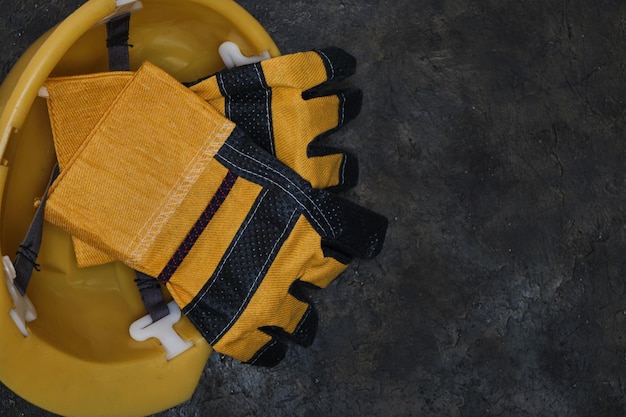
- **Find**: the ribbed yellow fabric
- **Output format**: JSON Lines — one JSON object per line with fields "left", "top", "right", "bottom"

{"left": 45, "top": 72, "right": 133, "bottom": 266}
{"left": 45, "top": 62, "right": 233, "bottom": 275}
{"left": 46, "top": 72, "right": 133, "bottom": 170}
{"left": 162, "top": 175, "right": 262, "bottom": 308}
{"left": 270, "top": 90, "right": 343, "bottom": 188}
{"left": 260, "top": 51, "right": 329, "bottom": 90}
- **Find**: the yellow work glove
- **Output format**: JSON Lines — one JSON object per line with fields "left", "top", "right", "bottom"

{"left": 44, "top": 62, "right": 387, "bottom": 366}
{"left": 189, "top": 47, "right": 361, "bottom": 190}
{"left": 43, "top": 48, "right": 362, "bottom": 268}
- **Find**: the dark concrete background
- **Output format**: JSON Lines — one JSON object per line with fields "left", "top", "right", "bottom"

{"left": 2, "top": 0, "right": 626, "bottom": 416}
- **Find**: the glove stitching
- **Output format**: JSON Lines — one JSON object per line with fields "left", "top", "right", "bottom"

{"left": 219, "top": 153, "right": 330, "bottom": 237}
{"left": 184, "top": 189, "right": 270, "bottom": 313}
{"left": 316, "top": 49, "right": 336, "bottom": 79}
{"left": 220, "top": 142, "right": 336, "bottom": 237}
{"left": 209, "top": 208, "right": 299, "bottom": 345}
{"left": 247, "top": 338, "right": 279, "bottom": 365}
{"left": 218, "top": 66, "right": 276, "bottom": 157}
{"left": 127, "top": 123, "right": 231, "bottom": 266}
{"left": 252, "top": 64, "right": 276, "bottom": 156}
{"left": 339, "top": 152, "right": 347, "bottom": 186}
{"left": 157, "top": 170, "right": 238, "bottom": 284}
{"left": 293, "top": 306, "right": 312, "bottom": 334}
{"left": 339, "top": 91, "right": 346, "bottom": 126}
{"left": 217, "top": 74, "right": 233, "bottom": 124}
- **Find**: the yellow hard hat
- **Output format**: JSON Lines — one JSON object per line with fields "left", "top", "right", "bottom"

{"left": 0, "top": 0, "right": 278, "bottom": 416}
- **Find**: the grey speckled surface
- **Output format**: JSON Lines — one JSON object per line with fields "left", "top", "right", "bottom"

{"left": 2, "top": 0, "right": 626, "bottom": 416}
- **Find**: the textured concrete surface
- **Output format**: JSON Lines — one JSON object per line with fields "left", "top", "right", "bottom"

{"left": 2, "top": 0, "right": 626, "bottom": 416}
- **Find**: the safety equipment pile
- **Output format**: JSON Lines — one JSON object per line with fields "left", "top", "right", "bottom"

{"left": 41, "top": 48, "right": 387, "bottom": 366}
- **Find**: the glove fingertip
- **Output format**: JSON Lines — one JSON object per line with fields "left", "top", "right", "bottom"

{"left": 339, "top": 152, "right": 359, "bottom": 190}
{"left": 290, "top": 305, "right": 319, "bottom": 347}
{"left": 246, "top": 338, "right": 287, "bottom": 367}
{"left": 315, "top": 47, "right": 357, "bottom": 81}
{"left": 339, "top": 88, "right": 363, "bottom": 126}
{"left": 318, "top": 193, "right": 389, "bottom": 261}
{"left": 249, "top": 304, "right": 318, "bottom": 366}
{"left": 318, "top": 152, "right": 358, "bottom": 192}
{"left": 365, "top": 214, "right": 389, "bottom": 259}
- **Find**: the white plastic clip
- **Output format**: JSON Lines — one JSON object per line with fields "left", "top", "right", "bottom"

{"left": 95, "top": 0, "right": 144, "bottom": 26}
{"left": 218, "top": 41, "right": 271, "bottom": 69}
{"left": 3, "top": 255, "right": 37, "bottom": 337}
{"left": 129, "top": 301, "right": 193, "bottom": 360}
{"left": 38, "top": 87, "right": 49, "bottom": 99}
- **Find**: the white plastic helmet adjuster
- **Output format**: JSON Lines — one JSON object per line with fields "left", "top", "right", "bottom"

{"left": 2, "top": 255, "right": 37, "bottom": 336}
{"left": 129, "top": 301, "right": 194, "bottom": 360}
{"left": 219, "top": 41, "right": 271, "bottom": 69}
{"left": 96, "top": 0, "right": 144, "bottom": 26}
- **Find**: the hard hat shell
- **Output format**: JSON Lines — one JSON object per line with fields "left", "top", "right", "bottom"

{"left": 0, "top": 0, "right": 279, "bottom": 416}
